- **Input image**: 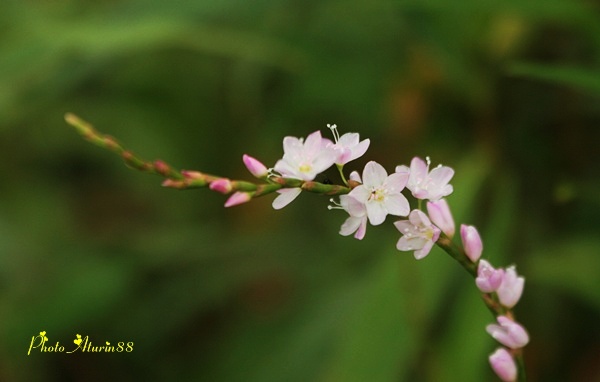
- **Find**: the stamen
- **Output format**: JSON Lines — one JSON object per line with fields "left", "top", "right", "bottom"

{"left": 425, "top": 156, "right": 431, "bottom": 167}
{"left": 327, "top": 123, "right": 340, "bottom": 143}
{"left": 328, "top": 197, "right": 343, "bottom": 210}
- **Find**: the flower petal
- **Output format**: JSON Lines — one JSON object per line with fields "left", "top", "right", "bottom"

{"left": 409, "top": 209, "right": 431, "bottom": 227}
{"left": 354, "top": 217, "right": 367, "bottom": 240}
{"left": 349, "top": 185, "right": 370, "bottom": 203}
{"left": 386, "top": 172, "right": 409, "bottom": 193}
{"left": 384, "top": 193, "right": 410, "bottom": 217}
{"left": 362, "top": 161, "right": 387, "bottom": 188}
{"left": 340, "top": 216, "right": 361, "bottom": 237}
{"left": 414, "top": 240, "right": 434, "bottom": 260}
{"left": 428, "top": 166, "right": 454, "bottom": 187}
{"left": 272, "top": 188, "right": 302, "bottom": 210}
{"left": 366, "top": 200, "right": 387, "bottom": 225}
{"left": 409, "top": 157, "right": 428, "bottom": 183}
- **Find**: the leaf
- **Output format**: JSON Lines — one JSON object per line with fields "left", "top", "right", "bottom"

{"left": 508, "top": 62, "right": 600, "bottom": 95}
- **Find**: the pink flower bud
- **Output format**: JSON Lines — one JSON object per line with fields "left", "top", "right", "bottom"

{"left": 224, "top": 191, "right": 252, "bottom": 208}
{"left": 489, "top": 348, "right": 517, "bottom": 382}
{"left": 242, "top": 154, "right": 268, "bottom": 178}
{"left": 154, "top": 160, "right": 170, "bottom": 176}
{"left": 181, "top": 170, "right": 204, "bottom": 180}
{"left": 426, "top": 199, "right": 455, "bottom": 238}
{"left": 486, "top": 316, "right": 530, "bottom": 349}
{"left": 461, "top": 224, "right": 483, "bottom": 262}
{"left": 497, "top": 266, "right": 525, "bottom": 308}
{"left": 476, "top": 259, "right": 505, "bottom": 293}
{"left": 161, "top": 179, "right": 185, "bottom": 189}
{"left": 209, "top": 179, "right": 233, "bottom": 194}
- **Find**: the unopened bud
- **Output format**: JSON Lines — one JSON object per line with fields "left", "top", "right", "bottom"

{"left": 209, "top": 178, "right": 233, "bottom": 194}
{"left": 154, "top": 160, "right": 170, "bottom": 176}
{"left": 476, "top": 259, "right": 505, "bottom": 293}
{"left": 427, "top": 199, "right": 455, "bottom": 238}
{"left": 161, "top": 179, "right": 186, "bottom": 189}
{"left": 243, "top": 154, "right": 268, "bottom": 178}
{"left": 181, "top": 170, "right": 204, "bottom": 180}
{"left": 224, "top": 191, "right": 252, "bottom": 208}
{"left": 497, "top": 266, "right": 525, "bottom": 308}
{"left": 461, "top": 224, "right": 483, "bottom": 262}
{"left": 486, "top": 316, "right": 529, "bottom": 349}
{"left": 489, "top": 348, "right": 517, "bottom": 382}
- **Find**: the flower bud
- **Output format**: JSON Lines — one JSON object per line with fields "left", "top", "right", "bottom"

{"left": 486, "top": 316, "right": 529, "bottom": 349}
{"left": 476, "top": 259, "right": 505, "bottom": 293}
{"left": 154, "top": 160, "right": 170, "bottom": 176}
{"left": 161, "top": 179, "right": 186, "bottom": 189}
{"left": 489, "top": 348, "right": 517, "bottom": 382}
{"left": 181, "top": 170, "right": 204, "bottom": 180}
{"left": 224, "top": 191, "right": 252, "bottom": 208}
{"left": 209, "top": 178, "right": 233, "bottom": 194}
{"left": 497, "top": 266, "right": 525, "bottom": 308}
{"left": 461, "top": 224, "right": 483, "bottom": 262}
{"left": 243, "top": 154, "right": 268, "bottom": 178}
{"left": 426, "top": 199, "right": 455, "bottom": 238}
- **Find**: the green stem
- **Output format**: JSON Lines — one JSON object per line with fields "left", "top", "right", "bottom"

{"left": 65, "top": 113, "right": 351, "bottom": 201}
{"left": 515, "top": 350, "right": 526, "bottom": 382}
{"left": 336, "top": 164, "right": 348, "bottom": 186}
{"left": 435, "top": 233, "right": 477, "bottom": 277}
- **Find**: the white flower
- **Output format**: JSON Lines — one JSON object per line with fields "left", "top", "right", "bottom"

{"left": 348, "top": 161, "right": 410, "bottom": 225}
{"left": 272, "top": 131, "right": 337, "bottom": 209}
{"left": 394, "top": 210, "right": 441, "bottom": 260}
{"left": 396, "top": 156, "right": 454, "bottom": 201}
{"left": 327, "top": 124, "right": 370, "bottom": 165}
{"left": 274, "top": 131, "right": 336, "bottom": 181}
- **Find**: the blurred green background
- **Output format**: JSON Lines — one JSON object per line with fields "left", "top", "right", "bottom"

{"left": 1, "top": 1, "right": 599, "bottom": 381}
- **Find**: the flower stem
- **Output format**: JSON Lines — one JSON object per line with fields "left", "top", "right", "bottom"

{"left": 435, "top": 233, "right": 477, "bottom": 277}
{"left": 65, "top": 113, "right": 351, "bottom": 200}
{"left": 336, "top": 164, "right": 348, "bottom": 186}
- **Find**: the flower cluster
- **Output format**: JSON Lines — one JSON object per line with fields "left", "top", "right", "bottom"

{"left": 66, "top": 113, "right": 529, "bottom": 382}
{"left": 264, "top": 126, "right": 527, "bottom": 381}
{"left": 198, "top": 125, "right": 529, "bottom": 381}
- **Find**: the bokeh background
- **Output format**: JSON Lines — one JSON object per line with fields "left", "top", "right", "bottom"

{"left": 1, "top": 1, "right": 599, "bottom": 381}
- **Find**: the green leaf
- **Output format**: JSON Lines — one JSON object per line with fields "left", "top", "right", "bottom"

{"left": 508, "top": 62, "right": 600, "bottom": 95}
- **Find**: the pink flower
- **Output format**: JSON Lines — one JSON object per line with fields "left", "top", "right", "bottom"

{"left": 489, "top": 348, "right": 517, "bottom": 382}
{"left": 243, "top": 154, "right": 268, "bottom": 178}
{"left": 224, "top": 191, "right": 252, "bottom": 207}
{"left": 394, "top": 210, "right": 441, "bottom": 260}
{"left": 486, "top": 316, "right": 530, "bottom": 349}
{"left": 426, "top": 199, "right": 455, "bottom": 238}
{"left": 461, "top": 224, "right": 483, "bottom": 262}
{"left": 327, "top": 124, "right": 370, "bottom": 165}
{"left": 338, "top": 195, "right": 368, "bottom": 240}
{"left": 349, "top": 161, "right": 410, "bottom": 225}
{"left": 497, "top": 266, "right": 525, "bottom": 308}
{"left": 209, "top": 178, "right": 233, "bottom": 194}
{"left": 396, "top": 156, "right": 454, "bottom": 201}
{"left": 476, "top": 259, "right": 505, "bottom": 293}
{"left": 274, "top": 131, "right": 336, "bottom": 181}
